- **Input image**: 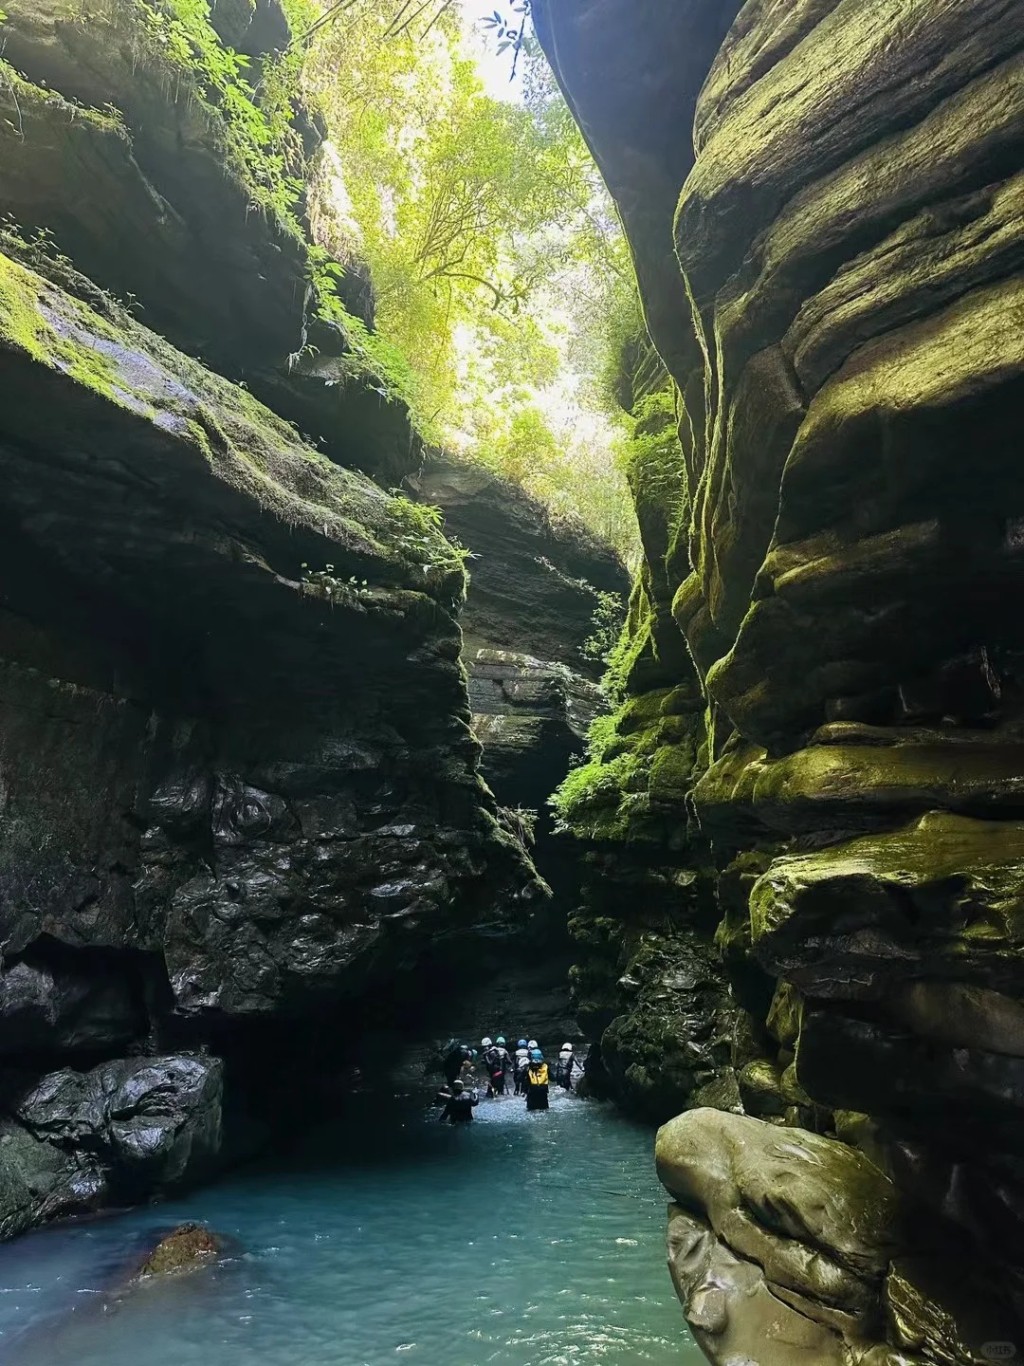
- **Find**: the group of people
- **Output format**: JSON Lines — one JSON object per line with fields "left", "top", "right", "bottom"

{"left": 436, "top": 1036, "right": 581, "bottom": 1124}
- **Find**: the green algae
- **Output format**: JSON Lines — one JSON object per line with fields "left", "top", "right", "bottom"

{"left": 0, "top": 252, "right": 48, "bottom": 363}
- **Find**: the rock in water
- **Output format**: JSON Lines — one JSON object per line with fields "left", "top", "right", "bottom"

{"left": 135, "top": 1224, "right": 224, "bottom": 1280}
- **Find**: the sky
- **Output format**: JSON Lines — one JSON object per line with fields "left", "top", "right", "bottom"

{"left": 456, "top": 0, "right": 527, "bottom": 102}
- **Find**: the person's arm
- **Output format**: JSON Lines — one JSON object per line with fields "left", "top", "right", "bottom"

{"left": 439, "top": 1101, "right": 452, "bottom": 1122}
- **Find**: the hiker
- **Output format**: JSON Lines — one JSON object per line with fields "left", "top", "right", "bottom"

{"left": 485, "top": 1037, "right": 512, "bottom": 1096}
{"left": 523, "top": 1049, "right": 550, "bottom": 1112}
{"left": 459, "top": 1048, "right": 478, "bottom": 1087}
{"left": 443, "top": 1040, "right": 471, "bottom": 1087}
{"left": 555, "top": 1042, "right": 579, "bottom": 1091}
{"left": 439, "top": 1079, "right": 478, "bottom": 1124}
{"left": 513, "top": 1039, "right": 530, "bottom": 1094}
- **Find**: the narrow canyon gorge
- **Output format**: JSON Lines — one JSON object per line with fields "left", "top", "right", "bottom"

{"left": 1, "top": 0, "right": 1023, "bottom": 1363}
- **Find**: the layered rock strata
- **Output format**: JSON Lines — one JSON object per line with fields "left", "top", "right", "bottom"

{"left": 0, "top": 0, "right": 538, "bottom": 1234}
{"left": 412, "top": 451, "right": 628, "bottom": 933}
{"left": 537, "top": 0, "right": 1024, "bottom": 1357}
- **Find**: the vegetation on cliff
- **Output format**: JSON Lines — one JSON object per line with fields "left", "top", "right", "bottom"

{"left": 302, "top": 1, "right": 641, "bottom": 555}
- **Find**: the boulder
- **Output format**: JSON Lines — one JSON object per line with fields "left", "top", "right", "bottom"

{"left": 657, "top": 1109, "right": 917, "bottom": 1362}
{"left": 134, "top": 1222, "right": 225, "bottom": 1279}
{"left": 0, "top": 1053, "right": 222, "bottom": 1240}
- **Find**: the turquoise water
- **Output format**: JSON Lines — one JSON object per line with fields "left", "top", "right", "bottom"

{"left": 0, "top": 1087, "right": 703, "bottom": 1365}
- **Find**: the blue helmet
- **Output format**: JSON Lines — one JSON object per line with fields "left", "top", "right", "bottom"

{"left": 530, "top": 1049, "right": 543, "bottom": 1062}
{"left": 517, "top": 1039, "right": 527, "bottom": 1048}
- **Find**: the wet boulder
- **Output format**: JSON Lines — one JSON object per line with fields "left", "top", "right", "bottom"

{"left": 134, "top": 1222, "right": 225, "bottom": 1279}
{"left": 0, "top": 1053, "right": 222, "bottom": 1239}
{"left": 16, "top": 1054, "right": 223, "bottom": 1188}
{"left": 656, "top": 1108, "right": 915, "bottom": 1363}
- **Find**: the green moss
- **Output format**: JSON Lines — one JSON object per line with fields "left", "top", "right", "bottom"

{"left": 550, "top": 687, "right": 702, "bottom": 841}
{"left": 0, "top": 245, "right": 463, "bottom": 599}
{"left": 0, "top": 253, "right": 48, "bottom": 362}
{"left": 0, "top": 251, "right": 122, "bottom": 398}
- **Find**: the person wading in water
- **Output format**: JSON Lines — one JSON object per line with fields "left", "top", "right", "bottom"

{"left": 438, "top": 1079, "right": 478, "bottom": 1123}
{"left": 485, "top": 1038, "right": 511, "bottom": 1096}
{"left": 513, "top": 1039, "right": 530, "bottom": 1094}
{"left": 523, "top": 1049, "right": 550, "bottom": 1112}
{"left": 555, "top": 1042, "right": 579, "bottom": 1091}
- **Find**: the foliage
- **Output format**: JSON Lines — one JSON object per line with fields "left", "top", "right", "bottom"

{"left": 300, "top": 561, "right": 369, "bottom": 600}
{"left": 582, "top": 590, "right": 628, "bottom": 667}
{"left": 122, "top": 0, "right": 645, "bottom": 557}
{"left": 130, "top": 0, "right": 309, "bottom": 227}
{"left": 481, "top": 2, "right": 531, "bottom": 72}
{"left": 548, "top": 713, "right": 629, "bottom": 834}
{"left": 303, "top": 5, "right": 640, "bottom": 556}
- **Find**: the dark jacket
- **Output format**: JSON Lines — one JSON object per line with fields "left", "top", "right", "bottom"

{"left": 440, "top": 1090, "right": 479, "bottom": 1123}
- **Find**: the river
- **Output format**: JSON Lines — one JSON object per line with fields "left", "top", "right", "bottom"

{"left": 0, "top": 1085, "right": 704, "bottom": 1365}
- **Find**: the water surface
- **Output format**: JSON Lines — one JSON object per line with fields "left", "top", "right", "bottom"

{"left": 0, "top": 1087, "right": 703, "bottom": 1365}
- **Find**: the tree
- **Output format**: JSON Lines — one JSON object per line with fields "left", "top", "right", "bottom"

{"left": 302, "top": 1, "right": 640, "bottom": 559}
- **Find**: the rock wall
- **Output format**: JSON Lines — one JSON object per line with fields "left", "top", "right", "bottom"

{"left": 0, "top": 0, "right": 540, "bottom": 1236}
{"left": 537, "top": 0, "right": 1024, "bottom": 1359}
{"left": 411, "top": 450, "right": 628, "bottom": 927}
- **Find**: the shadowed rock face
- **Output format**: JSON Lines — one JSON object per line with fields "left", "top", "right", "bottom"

{"left": 536, "top": 0, "right": 1024, "bottom": 1357}
{"left": 0, "top": 0, "right": 546, "bottom": 1237}
{"left": 410, "top": 451, "right": 627, "bottom": 672}
{"left": 409, "top": 455, "right": 628, "bottom": 946}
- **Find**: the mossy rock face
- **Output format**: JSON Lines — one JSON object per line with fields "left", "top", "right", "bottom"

{"left": 0, "top": 0, "right": 419, "bottom": 482}
{"left": 591, "top": 925, "right": 735, "bottom": 1123}
{"left": 538, "top": 0, "right": 1024, "bottom": 1353}
{"left": 0, "top": 0, "right": 310, "bottom": 370}
{"left": 749, "top": 812, "right": 1024, "bottom": 1000}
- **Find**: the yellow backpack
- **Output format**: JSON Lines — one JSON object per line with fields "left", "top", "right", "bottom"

{"left": 529, "top": 1062, "right": 549, "bottom": 1086}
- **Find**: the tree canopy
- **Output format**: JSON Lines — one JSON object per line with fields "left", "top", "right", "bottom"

{"left": 302, "top": 0, "right": 641, "bottom": 560}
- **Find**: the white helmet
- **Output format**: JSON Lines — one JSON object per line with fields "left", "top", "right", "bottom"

{"left": 527, "top": 1039, "right": 538, "bottom": 1049}
{"left": 562, "top": 1042, "right": 573, "bottom": 1051}
{"left": 481, "top": 1037, "right": 492, "bottom": 1048}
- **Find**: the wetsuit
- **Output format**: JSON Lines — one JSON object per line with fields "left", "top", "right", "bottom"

{"left": 486, "top": 1045, "right": 511, "bottom": 1096}
{"left": 556, "top": 1049, "right": 577, "bottom": 1090}
{"left": 513, "top": 1047, "right": 530, "bottom": 1094}
{"left": 439, "top": 1089, "right": 479, "bottom": 1123}
{"left": 444, "top": 1044, "right": 471, "bottom": 1086}
{"left": 524, "top": 1061, "right": 550, "bottom": 1111}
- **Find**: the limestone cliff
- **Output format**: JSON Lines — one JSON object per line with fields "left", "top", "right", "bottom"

{"left": 537, "top": 0, "right": 1024, "bottom": 1360}
{"left": 411, "top": 451, "right": 627, "bottom": 924}
{"left": 0, "top": 0, "right": 540, "bottom": 1236}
